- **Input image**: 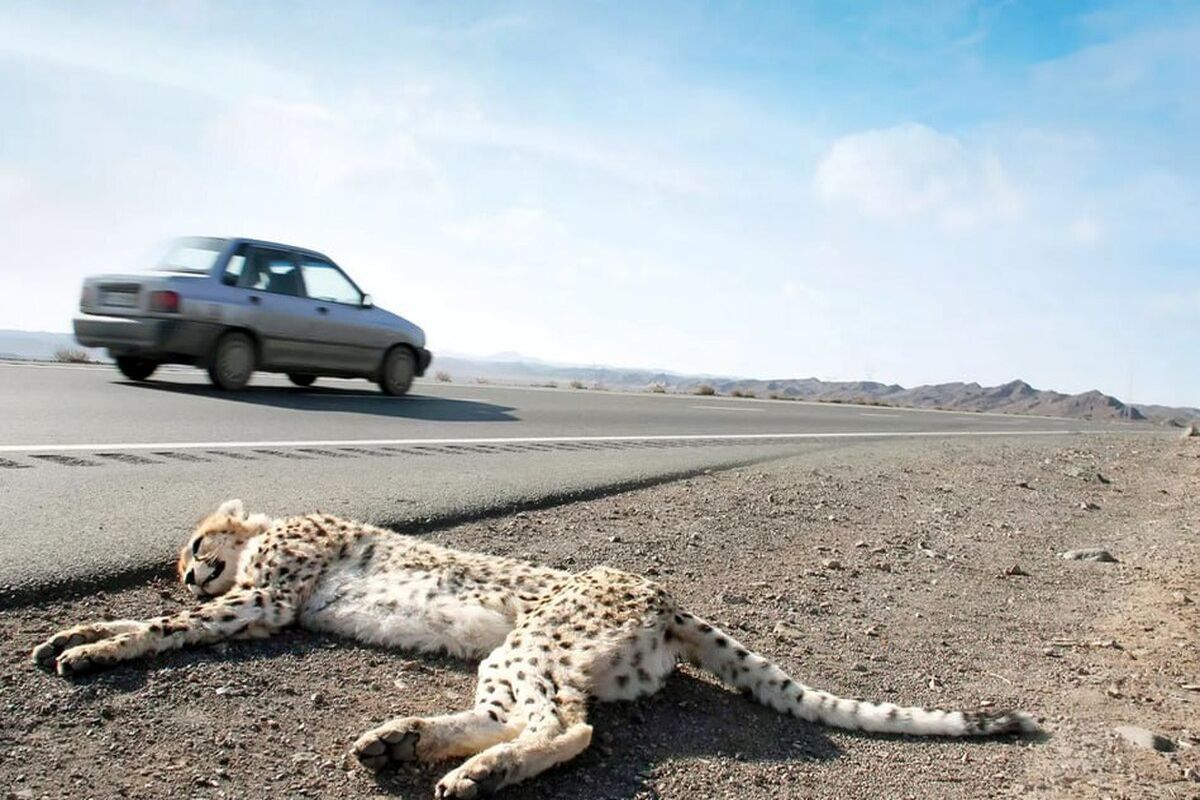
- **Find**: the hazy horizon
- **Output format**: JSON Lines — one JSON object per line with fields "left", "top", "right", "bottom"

{"left": 2, "top": 2, "right": 1197, "bottom": 406}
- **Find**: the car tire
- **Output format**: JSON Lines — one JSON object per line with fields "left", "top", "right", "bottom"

{"left": 378, "top": 347, "right": 415, "bottom": 396}
{"left": 115, "top": 357, "right": 158, "bottom": 381}
{"left": 207, "top": 332, "right": 256, "bottom": 391}
{"left": 287, "top": 373, "right": 316, "bottom": 387}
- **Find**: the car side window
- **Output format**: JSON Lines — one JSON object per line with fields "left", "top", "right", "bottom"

{"left": 299, "top": 258, "right": 362, "bottom": 305}
{"left": 237, "top": 248, "right": 304, "bottom": 297}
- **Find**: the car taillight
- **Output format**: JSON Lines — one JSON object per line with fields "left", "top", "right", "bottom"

{"left": 149, "top": 290, "right": 181, "bottom": 313}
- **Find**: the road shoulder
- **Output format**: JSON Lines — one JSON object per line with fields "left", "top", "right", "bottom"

{"left": 1, "top": 434, "right": 1195, "bottom": 799}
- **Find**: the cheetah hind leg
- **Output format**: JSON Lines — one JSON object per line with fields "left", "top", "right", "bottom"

{"left": 434, "top": 722, "right": 593, "bottom": 799}
{"left": 354, "top": 709, "right": 516, "bottom": 772}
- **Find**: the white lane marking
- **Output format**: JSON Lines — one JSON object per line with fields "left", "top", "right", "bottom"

{"left": 859, "top": 412, "right": 900, "bottom": 418}
{"left": 689, "top": 405, "right": 764, "bottom": 412}
{"left": 0, "top": 429, "right": 1133, "bottom": 454}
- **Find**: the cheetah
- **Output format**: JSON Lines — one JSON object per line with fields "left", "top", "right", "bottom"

{"left": 32, "top": 499, "right": 1037, "bottom": 797}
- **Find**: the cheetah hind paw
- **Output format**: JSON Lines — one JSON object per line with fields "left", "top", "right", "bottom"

{"left": 353, "top": 727, "right": 420, "bottom": 772}
{"left": 434, "top": 762, "right": 509, "bottom": 799}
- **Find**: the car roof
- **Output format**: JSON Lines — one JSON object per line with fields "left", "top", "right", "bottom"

{"left": 222, "top": 237, "right": 336, "bottom": 262}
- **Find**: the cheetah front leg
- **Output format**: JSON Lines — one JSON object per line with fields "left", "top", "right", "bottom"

{"left": 32, "top": 588, "right": 295, "bottom": 676}
{"left": 31, "top": 620, "right": 146, "bottom": 670}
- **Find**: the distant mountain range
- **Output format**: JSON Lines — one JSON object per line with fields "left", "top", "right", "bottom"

{"left": 3, "top": 330, "right": 1196, "bottom": 425}
{"left": 434, "top": 356, "right": 1198, "bottom": 426}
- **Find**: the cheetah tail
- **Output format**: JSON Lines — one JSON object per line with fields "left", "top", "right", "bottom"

{"left": 667, "top": 612, "right": 1038, "bottom": 737}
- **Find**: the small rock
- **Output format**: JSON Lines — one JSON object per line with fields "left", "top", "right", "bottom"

{"left": 821, "top": 559, "right": 842, "bottom": 571}
{"left": 720, "top": 593, "right": 749, "bottom": 605}
{"left": 1114, "top": 725, "right": 1175, "bottom": 753}
{"left": 1184, "top": 766, "right": 1200, "bottom": 783}
{"left": 850, "top": 662, "right": 869, "bottom": 673}
{"left": 1077, "top": 501, "right": 1100, "bottom": 511}
{"left": 1016, "top": 480, "right": 1034, "bottom": 490}
{"left": 1060, "top": 548, "right": 1118, "bottom": 563}
{"left": 1003, "top": 564, "right": 1030, "bottom": 577}
{"left": 773, "top": 622, "right": 804, "bottom": 640}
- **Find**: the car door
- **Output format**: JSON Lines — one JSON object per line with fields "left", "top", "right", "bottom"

{"left": 226, "top": 246, "right": 319, "bottom": 369}
{"left": 297, "top": 255, "right": 384, "bottom": 374}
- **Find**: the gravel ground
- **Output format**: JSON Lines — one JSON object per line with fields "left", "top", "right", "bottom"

{"left": 2, "top": 434, "right": 1197, "bottom": 800}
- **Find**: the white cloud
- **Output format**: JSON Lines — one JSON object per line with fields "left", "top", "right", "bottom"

{"left": 812, "top": 122, "right": 1021, "bottom": 230}
{"left": 1068, "top": 216, "right": 1102, "bottom": 246}
{"left": 208, "top": 97, "right": 445, "bottom": 199}
{"left": 0, "top": 5, "right": 306, "bottom": 101}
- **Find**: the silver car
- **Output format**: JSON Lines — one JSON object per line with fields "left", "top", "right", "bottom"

{"left": 74, "top": 236, "right": 432, "bottom": 395}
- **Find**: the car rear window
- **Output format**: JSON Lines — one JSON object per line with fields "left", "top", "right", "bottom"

{"left": 152, "top": 237, "right": 226, "bottom": 274}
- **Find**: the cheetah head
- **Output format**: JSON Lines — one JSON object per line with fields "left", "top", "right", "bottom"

{"left": 178, "top": 499, "right": 272, "bottom": 597}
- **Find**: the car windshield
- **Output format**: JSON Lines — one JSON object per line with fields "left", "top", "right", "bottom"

{"left": 150, "top": 237, "right": 227, "bottom": 274}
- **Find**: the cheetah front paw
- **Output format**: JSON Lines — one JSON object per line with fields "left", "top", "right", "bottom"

{"left": 352, "top": 724, "right": 421, "bottom": 772}
{"left": 31, "top": 626, "right": 112, "bottom": 670}
{"left": 53, "top": 643, "right": 120, "bottom": 677}
{"left": 434, "top": 761, "right": 509, "bottom": 799}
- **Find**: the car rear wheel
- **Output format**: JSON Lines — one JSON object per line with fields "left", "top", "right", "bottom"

{"left": 287, "top": 373, "right": 316, "bottom": 387}
{"left": 115, "top": 357, "right": 158, "bottom": 381}
{"left": 378, "top": 347, "right": 415, "bottom": 396}
{"left": 207, "top": 332, "right": 256, "bottom": 391}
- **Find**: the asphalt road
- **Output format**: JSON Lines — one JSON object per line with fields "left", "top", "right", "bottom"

{"left": 0, "top": 362, "right": 1136, "bottom": 604}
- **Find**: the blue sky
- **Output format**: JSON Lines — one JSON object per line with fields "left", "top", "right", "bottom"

{"left": 1, "top": 1, "right": 1197, "bottom": 405}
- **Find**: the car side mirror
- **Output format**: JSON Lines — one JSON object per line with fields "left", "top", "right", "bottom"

{"left": 361, "top": 294, "right": 374, "bottom": 308}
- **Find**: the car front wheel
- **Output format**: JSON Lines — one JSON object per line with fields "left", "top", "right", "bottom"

{"left": 115, "top": 357, "right": 158, "bottom": 381}
{"left": 378, "top": 347, "right": 415, "bottom": 396}
{"left": 207, "top": 332, "right": 256, "bottom": 391}
{"left": 287, "top": 373, "right": 316, "bottom": 387}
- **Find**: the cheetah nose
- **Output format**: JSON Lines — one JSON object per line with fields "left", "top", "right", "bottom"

{"left": 184, "top": 569, "right": 196, "bottom": 586}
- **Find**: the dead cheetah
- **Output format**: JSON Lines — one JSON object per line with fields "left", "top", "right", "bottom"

{"left": 33, "top": 500, "right": 1037, "bottom": 797}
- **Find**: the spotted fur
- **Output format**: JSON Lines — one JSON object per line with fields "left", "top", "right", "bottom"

{"left": 33, "top": 500, "right": 1037, "bottom": 797}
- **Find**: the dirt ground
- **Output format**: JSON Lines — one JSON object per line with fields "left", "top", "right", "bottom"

{"left": 1, "top": 434, "right": 1197, "bottom": 800}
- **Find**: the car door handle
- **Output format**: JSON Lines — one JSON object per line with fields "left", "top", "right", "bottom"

{"left": 248, "top": 295, "right": 261, "bottom": 305}
{"left": 317, "top": 306, "right": 329, "bottom": 314}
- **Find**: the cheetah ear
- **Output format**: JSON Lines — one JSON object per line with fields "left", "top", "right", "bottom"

{"left": 244, "top": 512, "right": 272, "bottom": 533}
{"left": 216, "top": 498, "right": 246, "bottom": 519}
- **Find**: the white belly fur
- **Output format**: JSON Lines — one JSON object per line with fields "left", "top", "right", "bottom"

{"left": 299, "top": 564, "right": 513, "bottom": 659}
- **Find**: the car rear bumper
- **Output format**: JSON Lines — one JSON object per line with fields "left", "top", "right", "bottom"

{"left": 415, "top": 347, "right": 432, "bottom": 376}
{"left": 73, "top": 315, "right": 222, "bottom": 360}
